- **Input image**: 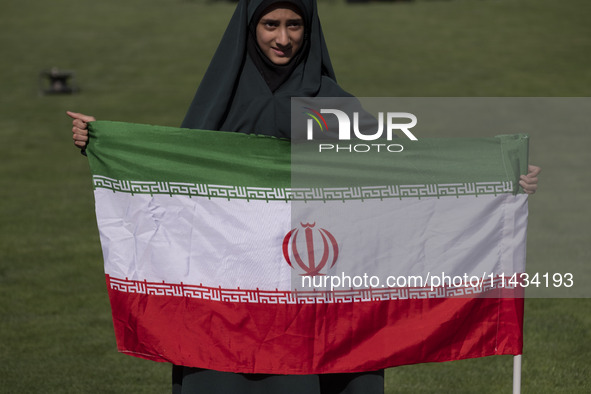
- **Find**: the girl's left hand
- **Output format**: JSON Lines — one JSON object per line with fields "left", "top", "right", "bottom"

{"left": 520, "top": 165, "right": 541, "bottom": 194}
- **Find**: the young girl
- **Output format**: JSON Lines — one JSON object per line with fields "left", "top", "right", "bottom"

{"left": 68, "top": 0, "right": 540, "bottom": 392}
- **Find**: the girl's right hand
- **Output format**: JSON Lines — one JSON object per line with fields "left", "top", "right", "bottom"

{"left": 67, "top": 111, "right": 96, "bottom": 150}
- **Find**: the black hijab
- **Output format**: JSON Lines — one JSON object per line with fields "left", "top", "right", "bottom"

{"left": 181, "top": 0, "right": 352, "bottom": 139}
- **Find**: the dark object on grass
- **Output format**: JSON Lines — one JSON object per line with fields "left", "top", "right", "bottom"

{"left": 39, "top": 67, "right": 78, "bottom": 95}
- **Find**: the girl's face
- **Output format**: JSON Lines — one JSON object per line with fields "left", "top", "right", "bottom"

{"left": 256, "top": 6, "right": 304, "bottom": 65}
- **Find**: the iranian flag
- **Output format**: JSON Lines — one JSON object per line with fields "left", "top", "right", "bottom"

{"left": 86, "top": 121, "right": 528, "bottom": 374}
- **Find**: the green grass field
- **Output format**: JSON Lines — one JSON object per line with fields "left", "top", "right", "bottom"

{"left": 1, "top": 0, "right": 590, "bottom": 392}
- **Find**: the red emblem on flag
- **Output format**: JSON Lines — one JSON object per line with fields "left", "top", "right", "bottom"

{"left": 282, "top": 222, "right": 339, "bottom": 276}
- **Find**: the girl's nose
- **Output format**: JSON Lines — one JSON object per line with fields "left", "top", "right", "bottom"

{"left": 275, "top": 28, "right": 289, "bottom": 47}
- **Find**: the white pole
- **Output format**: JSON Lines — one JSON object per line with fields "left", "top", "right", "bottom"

{"left": 513, "top": 355, "right": 522, "bottom": 394}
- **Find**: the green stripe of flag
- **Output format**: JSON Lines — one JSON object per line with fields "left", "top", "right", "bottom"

{"left": 87, "top": 121, "right": 528, "bottom": 192}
